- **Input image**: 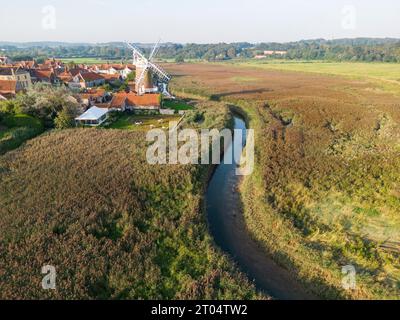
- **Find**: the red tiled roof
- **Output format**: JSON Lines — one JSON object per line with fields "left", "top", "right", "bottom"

{"left": 110, "top": 92, "right": 160, "bottom": 108}
{"left": 79, "top": 88, "right": 106, "bottom": 99}
{"left": 69, "top": 68, "right": 88, "bottom": 76}
{"left": 110, "top": 64, "right": 125, "bottom": 70}
{"left": 125, "top": 64, "right": 136, "bottom": 70}
{"left": 57, "top": 71, "right": 73, "bottom": 82}
{"left": 32, "top": 69, "right": 54, "bottom": 80}
{"left": 17, "top": 61, "right": 37, "bottom": 69}
{"left": 0, "top": 79, "right": 17, "bottom": 94}
{"left": 95, "top": 102, "right": 112, "bottom": 109}
{"left": 110, "top": 93, "right": 127, "bottom": 108}
{"left": 102, "top": 74, "right": 121, "bottom": 81}
{"left": 79, "top": 72, "right": 104, "bottom": 82}
{"left": 127, "top": 93, "right": 160, "bottom": 107}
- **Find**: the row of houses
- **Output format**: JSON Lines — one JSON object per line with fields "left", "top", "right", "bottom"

{"left": 1, "top": 57, "right": 167, "bottom": 127}
{"left": 0, "top": 57, "right": 135, "bottom": 99}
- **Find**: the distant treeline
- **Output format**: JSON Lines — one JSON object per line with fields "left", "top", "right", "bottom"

{"left": 2, "top": 38, "right": 400, "bottom": 62}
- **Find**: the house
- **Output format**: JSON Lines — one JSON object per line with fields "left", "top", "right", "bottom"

{"left": 264, "top": 50, "right": 287, "bottom": 56}
{"left": 17, "top": 60, "right": 38, "bottom": 70}
{"left": 75, "top": 106, "right": 109, "bottom": 126}
{"left": 78, "top": 88, "right": 107, "bottom": 107}
{"left": 118, "top": 65, "right": 135, "bottom": 79}
{"left": 56, "top": 70, "right": 73, "bottom": 85}
{"left": 30, "top": 69, "right": 57, "bottom": 84}
{"left": 69, "top": 72, "right": 105, "bottom": 89}
{"left": 0, "top": 67, "right": 32, "bottom": 90}
{"left": 94, "top": 64, "right": 134, "bottom": 79}
{"left": 69, "top": 68, "right": 89, "bottom": 77}
{"left": 101, "top": 73, "right": 122, "bottom": 84}
{"left": 0, "top": 79, "right": 17, "bottom": 99}
{"left": 109, "top": 92, "right": 161, "bottom": 111}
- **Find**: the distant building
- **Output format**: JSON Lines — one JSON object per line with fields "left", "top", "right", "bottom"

{"left": 92, "top": 64, "right": 134, "bottom": 79}
{"left": 56, "top": 70, "right": 74, "bottom": 85}
{"left": 101, "top": 73, "right": 122, "bottom": 85}
{"left": 17, "top": 60, "right": 38, "bottom": 70}
{"left": 78, "top": 88, "right": 108, "bottom": 107}
{"left": 0, "top": 67, "right": 32, "bottom": 90}
{"left": 69, "top": 72, "right": 105, "bottom": 89}
{"left": 264, "top": 50, "right": 287, "bottom": 56}
{"left": 30, "top": 69, "right": 57, "bottom": 84}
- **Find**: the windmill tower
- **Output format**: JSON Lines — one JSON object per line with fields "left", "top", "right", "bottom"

{"left": 126, "top": 41, "right": 173, "bottom": 97}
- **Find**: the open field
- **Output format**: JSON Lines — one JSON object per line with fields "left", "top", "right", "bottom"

{"left": 224, "top": 60, "right": 400, "bottom": 96}
{"left": 166, "top": 62, "right": 400, "bottom": 299}
{"left": 0, "top": 101, "right": 262, "bottom": 299}
{"left": 59, "top": 58, "right": 122, "bottom": 65}
{"left": 163, "top": 99, "right": 194, "bottom": 111}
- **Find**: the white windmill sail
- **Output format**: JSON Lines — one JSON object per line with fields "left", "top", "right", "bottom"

{"left": 126, "top": 40, "right": 173, "bottom": 97}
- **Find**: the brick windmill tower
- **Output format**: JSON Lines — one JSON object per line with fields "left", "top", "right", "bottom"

{"left": 126, "top": 40, "right": 173, "bottom": 97}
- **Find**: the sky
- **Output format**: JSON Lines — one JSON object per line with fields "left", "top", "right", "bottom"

{"left": 1, "top": 0, "right": 400, "bottom": 43}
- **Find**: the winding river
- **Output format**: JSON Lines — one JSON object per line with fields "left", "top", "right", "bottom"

{"left": 206, "top": 114, "right": 316, "bottom": 300}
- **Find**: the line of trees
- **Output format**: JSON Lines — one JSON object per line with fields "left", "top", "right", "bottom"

{"left": 2, "top": 38, "right": 400, "bottom": 62}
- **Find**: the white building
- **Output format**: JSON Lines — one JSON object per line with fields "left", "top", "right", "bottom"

{"left": 75, "top": 106, "right": 109, "bottom": 126}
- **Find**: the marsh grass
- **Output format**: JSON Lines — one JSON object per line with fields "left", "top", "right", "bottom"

{"left": 0, "top": 102, "right": 262, "bottom": 300}
{"left": 168, "top": 62, "right": 400, "bottom": 299}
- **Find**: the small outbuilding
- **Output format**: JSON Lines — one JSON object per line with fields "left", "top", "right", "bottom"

{"left": 75, "top": 106, "right": 109, "bottom": 126}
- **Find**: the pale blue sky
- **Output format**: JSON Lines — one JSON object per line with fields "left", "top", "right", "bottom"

{"left": 1, "top": 0, "right": 399, "bottom": 43}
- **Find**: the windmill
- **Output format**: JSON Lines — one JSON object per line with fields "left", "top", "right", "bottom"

{"left": 126, "top": 40, "right": 173, "bottom": 98}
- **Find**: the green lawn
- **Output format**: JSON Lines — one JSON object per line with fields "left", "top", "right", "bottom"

{"left": 0, "top": 114, "right": 44, "bottom": 154}
{"left": 2, "top": 114, "right": 43, "bottom": 129}
{"left": 107, "top": 114, "right": 181, "bottom": 131}
{"left": 163, "top": 99, "right": 194, "bottom": 111}
{"left": 59, "top": 58, "right": 122, "bottom": 65}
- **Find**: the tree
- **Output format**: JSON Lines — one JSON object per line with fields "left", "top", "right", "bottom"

{"left": 175, "top": 56, "right": 185, "bottom": 63}
{"left": 227, "top": 48, "right": 236, "bottom": 59}
{"left": 54, "top": 105, "right": 78, "bottom": 129}
{"left": 0, "top": 100, "right": 21, "bottom": 114}
{"left": 15, "top": 83, "right": 80, "bottom": 128}
{"left": 126, "top": 71, "right": 136, "bottom": 82}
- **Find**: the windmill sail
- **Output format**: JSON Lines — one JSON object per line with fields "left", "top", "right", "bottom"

{"left": 126, "top": 40, "right": 173, "bottom": 97}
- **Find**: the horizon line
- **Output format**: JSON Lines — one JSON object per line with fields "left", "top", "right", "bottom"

{"left": 1, "top": 36, "right": 400, "bottom": 46}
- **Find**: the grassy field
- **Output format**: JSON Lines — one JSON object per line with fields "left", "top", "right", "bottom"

{"left": 60, "top": 58, "right": 122, "bottom": 65}
{"left": 0, "top": 101, "right": 262, "bottom": 299}
{"left": 163, "top": 99, "right": 194, "bottom": 111}
{"left": 0, "top": 113, "right": 44, "bottom": 155}
{"left": 166, "top": 62, "right": 400, "bottom": 299}
{"left": 107, "top": 114, "right": 182, "bottom": 130}
{"left": 226, "top": 60, "right": 400, "bottom": 96}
